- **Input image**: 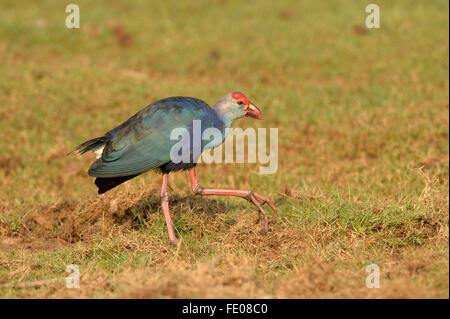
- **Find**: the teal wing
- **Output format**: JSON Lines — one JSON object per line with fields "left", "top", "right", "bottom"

{"left": 88, "top": 99, "right": 219, "bottom": 178}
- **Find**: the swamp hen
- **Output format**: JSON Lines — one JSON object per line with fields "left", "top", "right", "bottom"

{"left": 73, "top": 93, "right": 277, "bottom": 245}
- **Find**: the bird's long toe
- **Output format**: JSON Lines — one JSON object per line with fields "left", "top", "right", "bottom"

{"left": 248, "top": 194, "right": 269, "bottom": 231}
{"left": 249, "top": 192, "right": 277, "bottom": 225}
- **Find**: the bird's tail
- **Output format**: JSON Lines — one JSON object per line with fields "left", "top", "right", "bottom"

{"left": 95, "top": 174, "right": 140, "bottom": 194}
{"left": 70, "top": 136, "right": 108, "bottom": 155}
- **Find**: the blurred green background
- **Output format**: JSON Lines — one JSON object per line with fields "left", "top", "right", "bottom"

{"left": 0, "top": 0, "right": 448, "bottom": 298}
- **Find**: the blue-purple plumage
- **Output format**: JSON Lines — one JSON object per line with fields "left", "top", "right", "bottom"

{"left": 74, "top": 96, "right": 230, "bottom": 193}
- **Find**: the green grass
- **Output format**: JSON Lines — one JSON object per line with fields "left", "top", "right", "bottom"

{"left": 0, "top": 0, "right": 448, "bottom": 298}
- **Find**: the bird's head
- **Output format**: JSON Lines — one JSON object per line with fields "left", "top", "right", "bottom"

{"left": 230, "top": 92, "right": 263, "bottom": 120}
{"left": 213, "top": 92, "right": 263, "bottom": 126}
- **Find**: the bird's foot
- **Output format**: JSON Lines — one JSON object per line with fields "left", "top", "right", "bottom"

{"left": 161, "top": 239, "right": 179, "bottom": 251}
{"left": 246, "top": 191, "right": 278, "bottom": 231}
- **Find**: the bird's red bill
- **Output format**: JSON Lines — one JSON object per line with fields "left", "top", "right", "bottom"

{"left": 245, "top": 103, "right": 263, "bottom": 120}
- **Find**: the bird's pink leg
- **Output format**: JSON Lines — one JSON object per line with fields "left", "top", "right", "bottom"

{"left": 189, "top": 168, "right": 277, "bottom": 230}
{"left": 160, "top": 174, "right": 178, "bottom": 246}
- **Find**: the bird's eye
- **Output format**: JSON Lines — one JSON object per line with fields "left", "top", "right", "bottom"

{"left": 237, "top": 100, "right": 244, "bottom": 106}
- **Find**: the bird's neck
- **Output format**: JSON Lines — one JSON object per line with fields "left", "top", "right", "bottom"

{"left": 212, "top": 100, "right": 238, "bottom": 129}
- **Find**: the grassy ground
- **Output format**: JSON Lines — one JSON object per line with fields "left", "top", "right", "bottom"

{"left": 0, "top": 0, "right": 448, "bottom": 298}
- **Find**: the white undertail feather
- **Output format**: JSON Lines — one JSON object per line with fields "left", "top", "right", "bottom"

{"left": 93, "top": 146, "right": 105, "bottom": 159}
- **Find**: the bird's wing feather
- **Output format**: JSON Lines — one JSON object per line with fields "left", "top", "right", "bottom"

{"left": 88, "top": 99, "right": 218, "bottom": 177}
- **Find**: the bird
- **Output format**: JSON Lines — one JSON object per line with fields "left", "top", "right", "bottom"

{"left": 72, "top": 92, "right": 277, "bottom": 246}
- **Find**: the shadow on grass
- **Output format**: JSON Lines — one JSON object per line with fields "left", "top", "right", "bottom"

{"left": 113, "top": 193, "right": 231, "bottom": 230}
{"left": 19, "top": 191, "right": 243, "bottom": 245}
